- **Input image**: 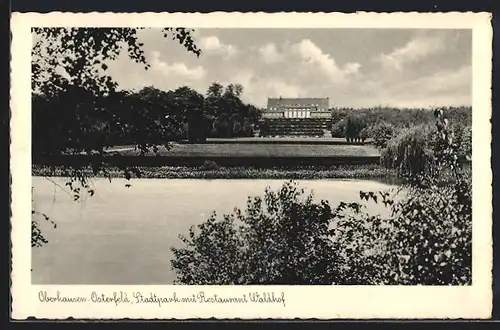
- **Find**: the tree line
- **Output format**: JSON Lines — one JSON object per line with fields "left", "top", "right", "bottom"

{"left": 32, "top": 82, "right": 262, "bottom": 157}
{"left": 330, "top": 106, "right": 472, "bottom": 152}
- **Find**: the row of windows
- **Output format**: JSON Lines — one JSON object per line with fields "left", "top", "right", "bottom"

{"left": 262, "top": 112, "right": 332, "bottom": 118}
{"left": 268, "top": 107, "right": 326, "bottom": 111}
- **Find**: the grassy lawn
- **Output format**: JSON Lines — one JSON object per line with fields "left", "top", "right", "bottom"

{"left": 185, "top": 137, "right": 370, "bottom": 144}
{"left": 108, "top": 143, "right": 381, "bottom": 157}
{"left": 202, "top": 137, "right": 351, "bottom": 142}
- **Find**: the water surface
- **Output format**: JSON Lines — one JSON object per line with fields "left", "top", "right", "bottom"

{"left": 32, "top": 177, "right": 397, "bottom": 284}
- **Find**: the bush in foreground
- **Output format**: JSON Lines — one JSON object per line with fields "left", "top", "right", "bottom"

{"left": 171, "top": 181, "right": 341, "bottom": 284}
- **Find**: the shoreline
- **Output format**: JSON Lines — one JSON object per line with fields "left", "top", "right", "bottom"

{"left": 32, "top": 164, "right": 397, "bottom": 180}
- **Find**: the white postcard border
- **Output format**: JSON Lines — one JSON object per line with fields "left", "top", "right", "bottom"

{"left": 10, "top": 12, "right": 493, "bottom": 319}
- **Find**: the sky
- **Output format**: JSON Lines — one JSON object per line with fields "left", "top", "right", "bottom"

{"left": 104, "top": 28, "right": 472, "bottom": 109}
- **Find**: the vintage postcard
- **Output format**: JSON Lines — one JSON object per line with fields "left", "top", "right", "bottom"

{"left": 11, "top": 12, "right": 492, "bottom": 319}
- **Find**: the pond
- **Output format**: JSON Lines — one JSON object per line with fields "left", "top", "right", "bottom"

{"left": 31, "top": 177, "right": 399, "bottom": 284}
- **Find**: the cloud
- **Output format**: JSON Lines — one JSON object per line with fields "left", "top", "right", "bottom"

{"left": 289, "top": 39, "right": 361, "bottom": 82}
{"left": 259, "top": 43, "right": 284, "bottom": 63}
{"left": 264, "top": 80, "right": 301, "bottom": 98}
{"left": 344, "top": 62, "right": 362, "bottom": 75}
{"left": 150, "top": 51, "right": 206, "bottom": 80}
{"left": 376, "top": 34, "right": 445, "bottom": 71}
{"left": 199, "top": 36, "right": 238, "bottom": 58}
{"left": 102, "top": 29, "right": 471, "bottom": 109}
{"left": 390, "top": 65, "right": 471, "bottom": 98}
{"left": 352, "top": 65, "right": 472, "bottom": 108}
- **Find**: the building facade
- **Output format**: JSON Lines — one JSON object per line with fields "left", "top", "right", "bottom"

{"left": 262, "top": 97, "right": 331, "bottom": 119}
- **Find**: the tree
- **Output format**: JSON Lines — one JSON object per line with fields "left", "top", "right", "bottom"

{"left": 134, "top": 86, "right": 188, "bottom": 142}
{"left": 207, "top": 82, "right": 224, "bottom": 99}
{"left": 203, "top": 83, "right": 259, "bottom": 138}
{"left": 204, "top": 82, "right": 224, "bottom": 119}
{"left": 187, "top": 109, "right": 207, "bottom": 143}
{"left": 31, "top": 28, "right": 201, "bottom": 247}
{"left": 366, "top": 121, "right": 398, "bottom": 149}
{"left": 380, "top": 124, "right": 436, "bottom": 179}
{"left": 344, "top": 115, "right": 364, "bottom": 142}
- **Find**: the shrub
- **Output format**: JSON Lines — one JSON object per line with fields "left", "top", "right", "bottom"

{"left": 461, "top": 126, "right": 472, "bottom": 159}
{"left": 330, "top": 179, "right": 471, "bottom": 285}
{"left": 367, "top": 121, "right": 398, "bottom": 149}
{"left": 452, "top": 124, "right": 472, "bottom": 160}
{"left": 171, "top": 181, "right": 341, "bottom": 284}
{"left": 331, "top": 119, "right": 345, "bottom": 138}
{"left": 232, "top": 121, "right": 242, "bottom": 136}
{"left": 359, "top": 127, "right": 369, "bottom": 142}
{"left": 241, "top": 122, "right": 255, "bottom": 137}
{"left": 198, "top": 160, "right": 220, "bottom": 171}
{"left": 259, "top": 121, "right": 270, "bottom": 137}
{"left": 381, "top": 124, "right": 437, "bottom": 178}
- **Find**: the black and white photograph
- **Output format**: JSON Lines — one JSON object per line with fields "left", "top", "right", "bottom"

{"left": 11, "top": 12, "right": 492, "bottom": 319}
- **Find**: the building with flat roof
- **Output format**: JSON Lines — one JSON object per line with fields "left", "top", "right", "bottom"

{"left": 263, "top": 97, "right": 331, "bottom": 119}
{"left": 259, "top": 97, "right": 332, "bottom": 137}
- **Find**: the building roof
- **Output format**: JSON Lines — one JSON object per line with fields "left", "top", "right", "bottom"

{"left": 267, "top": 97, "right": 329, "bottom": 109}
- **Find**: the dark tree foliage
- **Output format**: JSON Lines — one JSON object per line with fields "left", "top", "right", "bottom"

{"left": 171, "top": 110, "right": 471, "bottom": 285}
{"left": 187, "top": 109, "right": 207, "bottom": 143}
{"left": 380, "top": 124, "right": 436, "bottom": 178}
{"left": 205, "top": 83, "right": 260, "bottom": 138}
{"left": 258, "top": 120, "right": 270, "bottom": 137}
{"left": 31, "top": 28, "right": 201, "bottom": 247}
{"left": 330, "top": 119, "right": 346, "bottom": 138}
{"left": 32, "top": 28, "right": 200, "bottom": 96}
{"left": 381, "top": 109, "right": 472, "bottom": 182}
{"left": 330, "top": 106, "right": 471, "bottom": 131}
{"left": 331, "top": 107, "right": 471, "bottom": 145}
{"left": 364, "top": 121, "right": 398, "bottom": 149}
{"left": 344, "top": 115, "right": 365, "bottom": 142}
